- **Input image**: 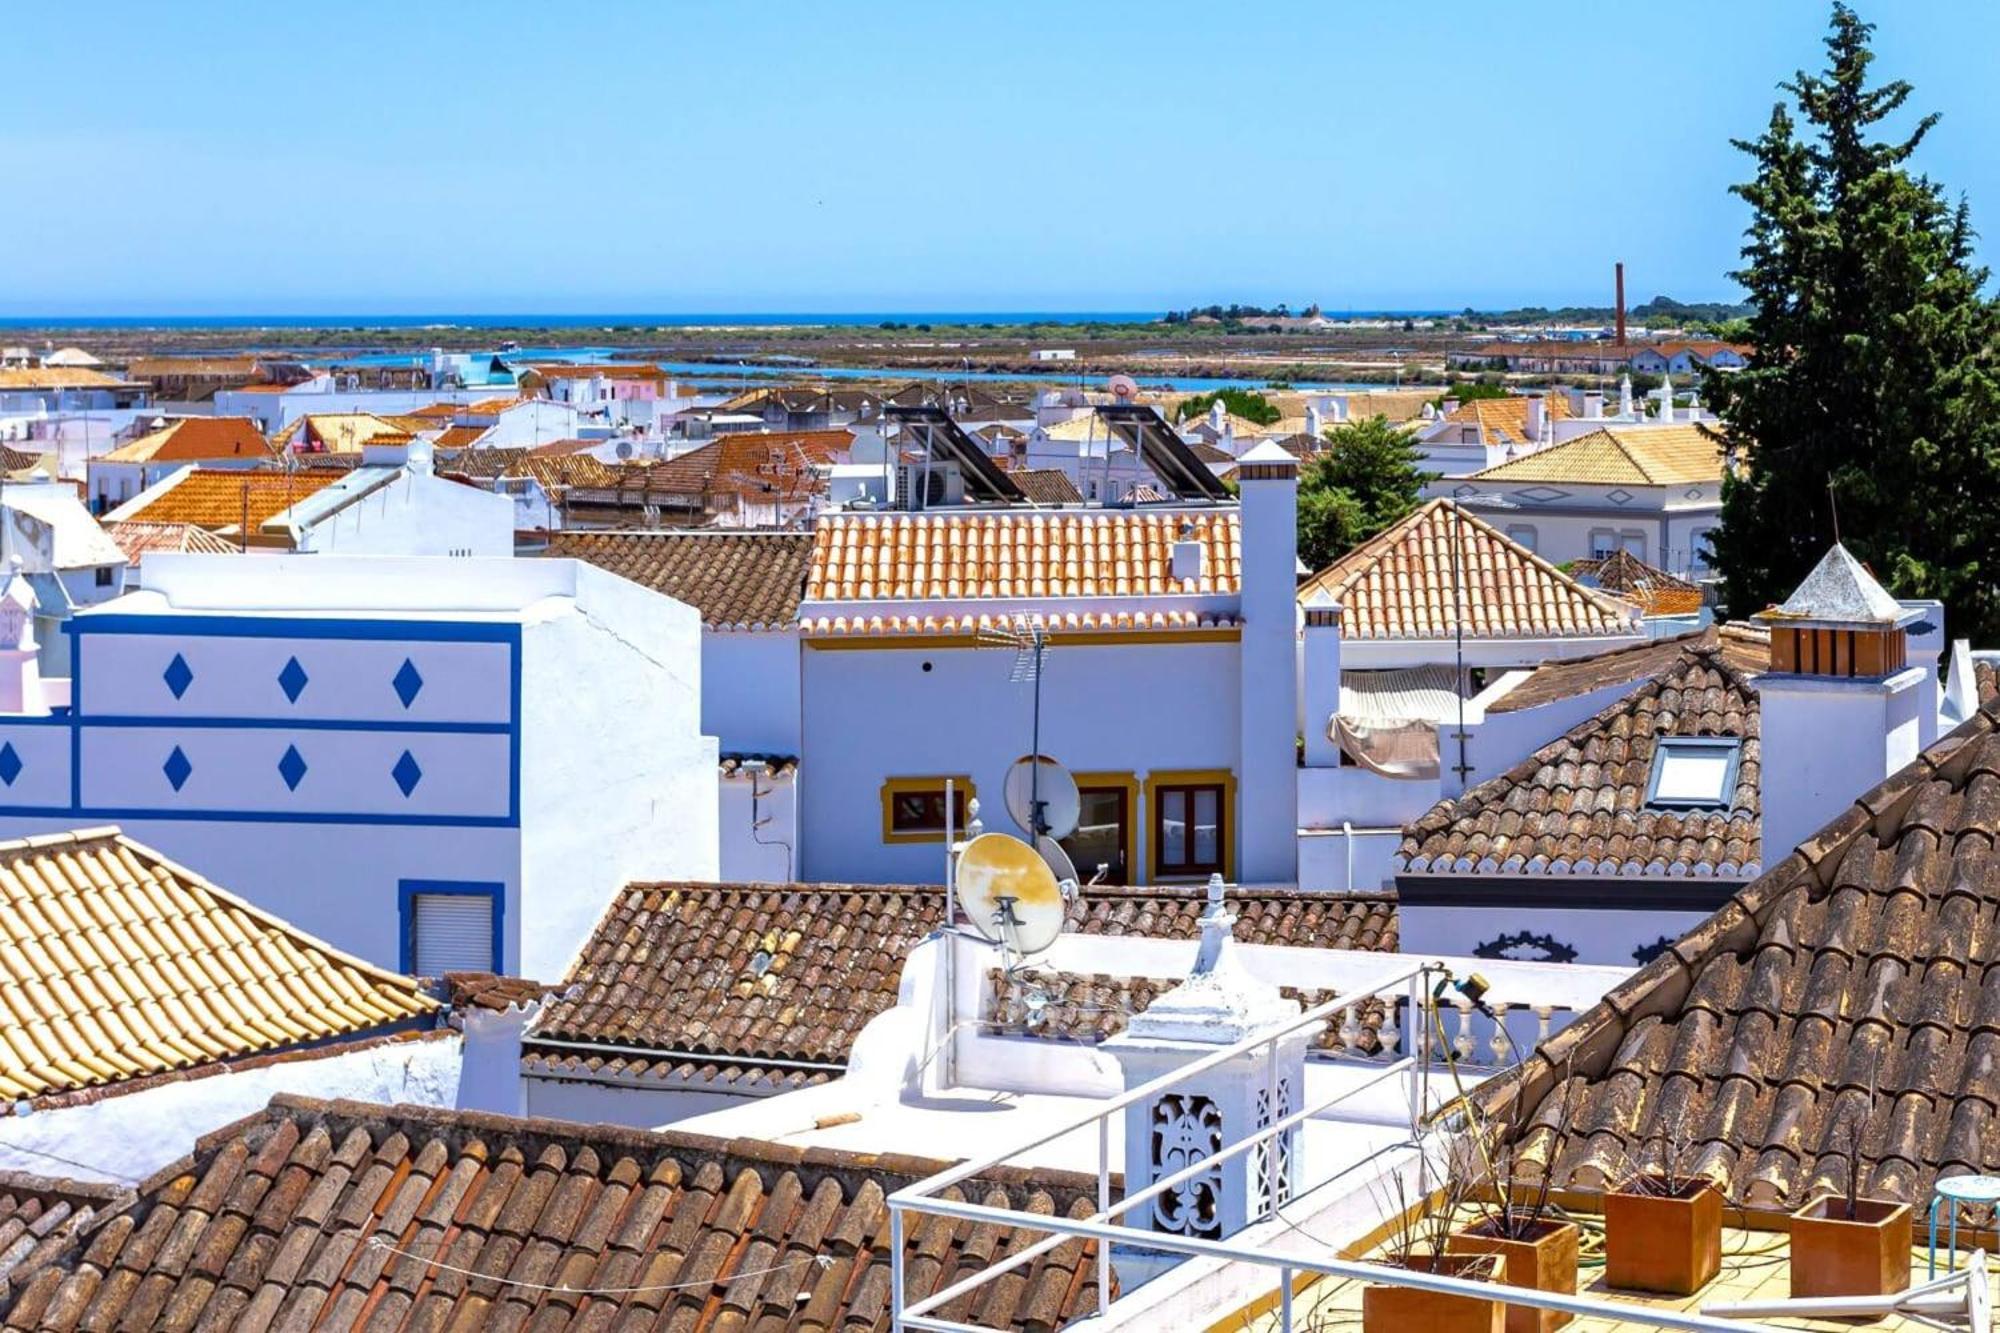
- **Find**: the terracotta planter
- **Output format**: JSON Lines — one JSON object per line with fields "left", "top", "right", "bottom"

{"left": 1603, "top": 1178, "right": 1723, "bottom": 1295}
{"left": 1449, "top": 1217, "right": 1580, "bottom": 1333}
{"left": 1788, "top": 1196, "right": 1912, "bottom": 1298}
{"left": 1362, "top": 1253, "right": 1502, "bottom": 1333}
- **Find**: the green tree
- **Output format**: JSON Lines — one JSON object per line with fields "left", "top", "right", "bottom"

{"left": 1296, "top": 415, "right": 1433, "bottom": 570}
{"left": 1173, "top": 388, "right": 1282, "bottom": 426}
{"left": 1707, "top": 4, "right": 2000, "bottom": 638}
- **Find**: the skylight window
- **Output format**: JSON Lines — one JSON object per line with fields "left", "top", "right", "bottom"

{"left": 1646, "top": 737, "right": 1742, "bottom": 809}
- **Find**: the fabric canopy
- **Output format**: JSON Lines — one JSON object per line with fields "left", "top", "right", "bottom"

{"left": 1332, "top": 665, "right": 1464, "bottom": 779}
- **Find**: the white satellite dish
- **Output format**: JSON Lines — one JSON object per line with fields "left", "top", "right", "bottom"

{"left": 1035, "top": 834, "right": 1080, "bottom": 894}
{"left": 1108, "top": 373, "right": 1139, "bottom": 401}
{"left": 1003, "top": 755, "right": 1080, "bottom": 840}
{"left": 956, "top": 832, "right": 1065, "bottom": 955}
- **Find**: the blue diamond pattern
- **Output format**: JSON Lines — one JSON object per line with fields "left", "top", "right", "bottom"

{"left": 392, "top": 658, "right": 424, "bottom": 709}
{"left": 0, "top": 743, "right": 21, "bottom": 787}
{"left": 277, "top": 656, "right": 310, "bottom": 703}
{"left": 163, "top": 746, "right": 193, "bottom": 792}
{"left": 278, "top": 744, "right": 308, "bottom": 791}
{"left": 163, "top": 653, "right": 194, "bottom": 699}
{"left": 391, "top": 750, "right": 423, "bottom": 797}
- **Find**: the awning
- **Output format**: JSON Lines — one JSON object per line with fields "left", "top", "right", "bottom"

{"left": 1331, "top": 665, "right": 1463, "bottom": 779}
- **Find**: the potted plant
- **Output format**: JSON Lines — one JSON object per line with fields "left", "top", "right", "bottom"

{"left": 1789, "top": 1110, "right": 1911, "bottom": 1297}
{"left": 1449, "top": 1081, "right": 1581, "bottom": 1333}
{"left": 1603, "top": 1127, "right": 1723, "bottom": 1295}
{"left": 1364, "top": 1141, "right": 1503, "bottom": 1333}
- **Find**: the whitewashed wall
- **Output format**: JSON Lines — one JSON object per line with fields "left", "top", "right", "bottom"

{"left": 0, "top": 1033, "right": 462, "bottom": 1184}
{"left": 704, "top": 629, "right": 800, "bottom": 754}
{"left": 800, "top": 638, "right": 1241, "bottom": 883}
{"left": 721, "top": 769, "right": 796, "bottom": 881}
{"left": 298, "top": 471, "right": 514, "bottom": 557}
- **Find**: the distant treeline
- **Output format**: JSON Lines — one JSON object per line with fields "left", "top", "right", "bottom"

{"left": 1462, "top": 295, "right": 1754, "bottom": 326}
{"left": 1162, "top": 303, "right": 1323, "bottom": 323}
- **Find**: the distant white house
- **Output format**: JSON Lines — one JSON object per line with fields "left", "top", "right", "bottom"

{"left": 0, "top": 552, "right": 719, "bottom": 980}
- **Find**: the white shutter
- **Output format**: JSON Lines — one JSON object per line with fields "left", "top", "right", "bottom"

{"left": 411, "top": 893, "right": 494, "bottom": 974}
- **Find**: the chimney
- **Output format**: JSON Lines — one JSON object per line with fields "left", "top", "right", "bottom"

{"left": 1615, "top": 261, "right": 1627, "bottom": 347}
{"left": 1583, "top": 389, "right": 1605, "bottom": 419}
{"left": 1618, "top": 374, "right": 1634, "bottom": 418}
{"left": 1305, "top": 403, "right": 1324, "bottom": 439}
{"left": 1300, "top": 605, "right": 1342, "bottom": 768}
{"left": 1657, "top": 373, "right": 1675, "bottom": 421}
{"left": 1755, "top": 545, "right": 1926, "bottom": 864}
{"left": 1234, "top": 440, "right": 1300, "bottom": 884}
{"left": 1524, "top": 395, "right": 1545, "bottom": 443}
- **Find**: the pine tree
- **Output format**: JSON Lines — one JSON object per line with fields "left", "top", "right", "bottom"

{"left": 1707, "top": 4, "right": 2000, "bottom": 640}
{"left": 1296, "top": 415, "right": 1432, "bottom": 571}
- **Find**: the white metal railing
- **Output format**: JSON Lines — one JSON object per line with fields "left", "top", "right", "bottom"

{"left": 888, "top": 959, "right": 1788, "bottom": 1333}
{"left": 892, "top": 960, "right": 1435, "bottom": 1332}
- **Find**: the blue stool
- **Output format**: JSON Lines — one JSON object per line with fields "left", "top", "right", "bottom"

{"left": 1928, "top": 1174, "right": 2000, "bottom": 1276}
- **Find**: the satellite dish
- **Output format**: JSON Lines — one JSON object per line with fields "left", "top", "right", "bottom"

{"left": 1003, "top": 755, "right": 1080, "bottom": 840}
{"left": 1035, "top": 834, "right": 1080, "bottom": 894}
{"left": 956, "top": 832, "right": 1065, "bottom": 955}
{"left": 1108, "top": 373, "right": 1139, "bottom": 401}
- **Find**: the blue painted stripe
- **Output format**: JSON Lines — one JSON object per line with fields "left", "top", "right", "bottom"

{"left": 71, "top": 615, "right": 520, "bottom": 643}
{"left": 0, "top": 805, "right": 521, "bottom": 828}
{"left": 76, "top": 716, "right": 511, "bottom": 735}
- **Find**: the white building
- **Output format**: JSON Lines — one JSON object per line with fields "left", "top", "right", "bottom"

{"left": 1429, "top": 422, "right": 1730, "bottom": 576}
{"left": 547, "top": 529, "right": 811, "bottom": 883}
{"left": 107, "top": 438, "right": 516, "bottom": 557}
{"left": 0, "top": 552, "right": 718, "bottom": 980}
{"left": 796, "top": 442, "right": 1294, "bottom": 887}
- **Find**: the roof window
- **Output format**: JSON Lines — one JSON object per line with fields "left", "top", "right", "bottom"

{"left": 1645, "top": 736, "right": 1742, "bottom": 809}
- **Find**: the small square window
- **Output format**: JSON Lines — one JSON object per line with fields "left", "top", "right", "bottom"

{"left": 1646, "top": 738, "right": 1741, "bottom": 808}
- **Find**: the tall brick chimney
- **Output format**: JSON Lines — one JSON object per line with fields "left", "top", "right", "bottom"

{"left": 1615, "top": 262, "right": 1627, "bottom": 348}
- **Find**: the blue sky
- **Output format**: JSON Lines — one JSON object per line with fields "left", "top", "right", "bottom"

{"left": 5, "top": 2, "right": 1997, "bottom": 316}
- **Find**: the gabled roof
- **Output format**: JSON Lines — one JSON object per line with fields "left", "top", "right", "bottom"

{"left": 0, "top": 368, "right": 133, "bottom": 392}
{"left": 1474, "top": 695, "right": 2000, "bottom": 1210}
{"left": 1398, "top": 641, "right": 1761, "bottom": 880}
{"left": 807, "top": 510, "right": 1241, "bottom": 605}
{"left": 0, "top": 829, "right": 434, "bottom": 1102}
{"left": 2, "top": 485, "right": 128, "bottom": 571}
{"left": 1466, "top": 424, "right": 1728, "bottom": 486}
{"left": 272, "top": 413, "right": 409, "bottom": 454}
{"left": 1572, "top": 548, "right": 1704, "bottom": 616}
{"left": 547, "top": 531, "right": 814, "bottom": 629}
{"left": 649, "top": 430, "right": 851, "bottom": 508}
{"left": 1429, "top": 394, "right": 1571, "bottom": 445}
{"left": 0, "top": 1095, "right": 1108, "bottom": 1331}
{"left": 98, "top": 417, "right": 271, "bottom": 464}
{"left": 1297, "top": 499, "right": 1638, "bottom": 640}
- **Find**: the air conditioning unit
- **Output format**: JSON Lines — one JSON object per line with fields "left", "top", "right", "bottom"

{"left": 614, "top": 441, "right": 634, "bottom": 460}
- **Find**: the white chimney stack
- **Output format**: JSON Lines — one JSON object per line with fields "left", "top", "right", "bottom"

{"left": 1234, "top": 440, "right": 1300, "bottom": 884}
{"left": 1524, "top": 395, "right": 1545, "bottom": 443}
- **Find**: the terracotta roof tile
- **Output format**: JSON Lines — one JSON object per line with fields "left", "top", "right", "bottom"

{"left": 0, "top": 1170, "right": 126, "bottom": 1292}
{"left": 0, "top": 368, "right": 133, "bottom": 392}
{"left": 1572, "top": 548, "right": 1705, "bottom": 616}
{"left": 0, "top": 829, "right": 434, "bottom": 1102}
{"left": 1474, "top": 696, "right": 2000, "bottom": 1211}
{"left": 526, "top": 882, "right": 1394, "bottom": 1089}
{"left": 1015, "top": 469, "right": 1084, "bottom": 505}
{"left": 1298, "top": 499, "right": 1638, "bottom": 640}
{"left": 0, "top": 1095, "right": 1109, "bottom": 1330}
{"left": 101, "top": 521, "right": 242, "bottom": 565}
{"left": 1977, "top": 661, "right": 1998, "bottom": 707}
{"left": 985, "top": 970, "right": 1391, "bottom": 1055}
{"left": 648, "top": 431, "right": 851, "bottom": 509}
{"left": 1489, "top": 624, "right": 1768, "bottom": 714}
{"left": 1467, "top": 424, "right": 1728, "bottom": 486}
{"left": 115, "top": 469, "right": 342, "bottom": 532}
{"left": 548, "top": 531, "right": 814, "bottom": 628}
{"left": 98, "top": 418, "right": 272, "bottom": 465}
{"left": 806, "top": 510, "right": 1241, "bottom": 604}
{"left": 1398, "top": 642, "right": 1761, "bottom": 879}
{"left": 1433, "top": 395, "right": 1571, "bottom": 444}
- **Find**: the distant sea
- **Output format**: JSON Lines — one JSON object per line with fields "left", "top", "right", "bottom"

{"left": 0, "top": 310, "right": 1451, "bottom": 329}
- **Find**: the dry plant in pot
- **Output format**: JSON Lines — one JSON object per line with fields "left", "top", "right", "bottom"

{"left": 1788, "top": 1101, "right": 1911, "bottom": 1298}
{"left": 1448, "top": 1076, "right": 1581, "bottom": 1333}
{"left": 1363, "top": 1138, "right": 1502, "bottom": 1333}
{"left": 1603, "top": 1124, "right": 1723, "bottom": 1295}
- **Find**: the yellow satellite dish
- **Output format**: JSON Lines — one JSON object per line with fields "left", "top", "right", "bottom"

{"left": 956, "top": 831, "right": 1065, "bottom": 955}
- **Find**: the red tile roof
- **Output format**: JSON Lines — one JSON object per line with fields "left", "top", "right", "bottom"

{"left": 0, "top": 1095, "right": 1110, "bottom": 1330}
{"left": 1472, "top": 697, "right": 2000, "bottom": 1211}
{"left": 98, "top": 418, "right": 272, "bottom": 464}
{"left": 548, "top": 531, "right": 814, "bottom": 628}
